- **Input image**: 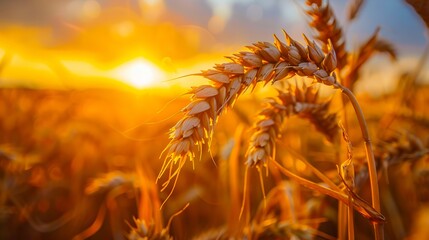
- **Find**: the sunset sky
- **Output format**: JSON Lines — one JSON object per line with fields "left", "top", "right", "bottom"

{"left": 0, "top": 0, "right": 427, "bottom": 91}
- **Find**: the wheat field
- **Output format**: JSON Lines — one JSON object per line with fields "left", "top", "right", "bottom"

{"left": 1, "top": 0, "right": 429, "bottom": 239}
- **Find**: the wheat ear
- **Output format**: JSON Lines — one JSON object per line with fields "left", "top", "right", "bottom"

{"left": 246, "top": 83, "right": 339, "bottom": 167}
{"left": 347, "top": 0, "right": 365, "bottom": 22}
{"left": 344, "top": 28, "right": 396, "bottom": 90}
{"left": 159, "top": 31, "right": 338, "bottom": 190}
{"left": 405, "top": 0, "right": 429, "bottom": 29}
{"left": 305, "top": 0, "right": 348, "bottom": 69}
{"left": 377, "top": 131, "right": 428, "bottom": 168}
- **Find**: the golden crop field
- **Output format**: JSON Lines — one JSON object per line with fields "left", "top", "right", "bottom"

{"left": 1, "top": 0, "right": 429, "bottom": 239}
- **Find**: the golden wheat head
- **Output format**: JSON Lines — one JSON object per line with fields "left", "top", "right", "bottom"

{"left": 306, "top": 0, "right": 348, "bottom": 69}
{"left": 159, "top": 30, "right": 339, "bottom": 193}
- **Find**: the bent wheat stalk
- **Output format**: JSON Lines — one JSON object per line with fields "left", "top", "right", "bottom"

{"left": 271, "top": 160, "right": 384, "bottom": 223}
{"left": 341, "top": 86, "right": 383, "bottom": 239}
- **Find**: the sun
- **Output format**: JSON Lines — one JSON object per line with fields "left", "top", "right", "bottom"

{"left": 114, "top": 58, "right": 164, "bottom": 88}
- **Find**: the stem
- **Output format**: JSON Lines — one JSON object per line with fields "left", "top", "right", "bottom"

{"left": 0, "top": 52, "right": 12, "bottom": 76}
{"left": 339, "top": 86, "right": 383, "bottom": 240}
{"left": 272, "top": 160, "right": 351, "bottom": 205}
{"left": 338, "top": 203, "right": 347, "bottom": 240}
{"left": 282, "top": 144, "right": 341, "bottom": 191}
{"left": 335, "top": 122, "right": 347, "bottom": 240}
{"left": 272, "top": 160, "right": 384, "bottom": 223}
{"left": 348, "top": 194, "right": 355, "bottom": 240}
{"left": 380, "top": 177, "right": 406, "bottom": 239}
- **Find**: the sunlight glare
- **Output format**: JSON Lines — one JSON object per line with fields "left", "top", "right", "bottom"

{"left": 114, "top": 58, "right": 164, "bottom": 88}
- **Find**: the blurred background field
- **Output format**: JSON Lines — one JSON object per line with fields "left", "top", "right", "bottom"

{"left": 1, "top": 0, "right": 429, "bottom": 239}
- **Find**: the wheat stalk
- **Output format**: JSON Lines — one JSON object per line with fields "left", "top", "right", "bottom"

{"left": 246, "top": 83, "right": 339, "bottom": 167}
{"left": 305, "top": 0, "right": 348, "bottom": 69}
{"left": 414, "top": 167, "right": 429, "bottom": 203}
{"left": 302, "top": 7, "right": 390, "bottom": 232}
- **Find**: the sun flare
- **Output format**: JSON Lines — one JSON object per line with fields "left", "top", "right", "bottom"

{"left": 114, "top": 58, "right": 164, "bottom": 88}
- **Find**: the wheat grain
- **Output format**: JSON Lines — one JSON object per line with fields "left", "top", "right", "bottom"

{"left": 159, "top": 31, "right": 338, "bottom": 191}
